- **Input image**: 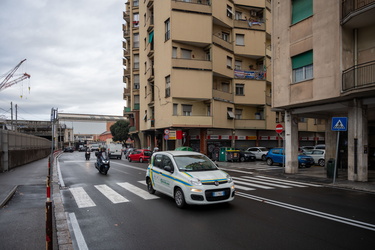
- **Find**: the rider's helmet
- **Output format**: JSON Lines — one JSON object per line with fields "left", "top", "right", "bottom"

{"left": 101, "top": 147, "right": 106, "bottom": 152}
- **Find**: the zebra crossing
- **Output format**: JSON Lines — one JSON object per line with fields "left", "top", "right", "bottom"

{"left": 68, "top": 177, "right": 321, "bottom": 208}
{"left": 233, "top": 175, "right": 322, "bottom": 191}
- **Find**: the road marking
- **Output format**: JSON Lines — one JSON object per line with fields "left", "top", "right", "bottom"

{"left": 94, "top": 185, "right": 129, "bottom": 204}
{"left": 233, "top": 184, "right": 256, "bottom": 191}
{"left": 70, "top": 187, "right": 96, "bottom": 208}
{"left": 220, "top": 168, "right": 254, "bottom": 174}
{"left": 233, "top": 177, "right": 292, "bottom": 188}
{"left": 237, "top": 192, "right": 375, "bottom": 231}
{"left": 255, "top": 175, "right": 322, "bottom": 187}
{"left": 240, "top": 176, "right": 307, "bottom": 187}
{"left": 117, "top": 182, "right": 159, "bottom": 200}
{"left": 68, "top": 212, "right": 88, "bottom": 250}
{"left": 233, "top": 179, "right": 274, "bottom": 189}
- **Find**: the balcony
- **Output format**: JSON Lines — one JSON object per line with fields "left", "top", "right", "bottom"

{"left": 212, "top": 34, "right": 233, "bottom": 52}
{"left": 123, "top": 11, "right": 130, "bottom": 22}
{"left": 234, "top": 119, "right": 266, "bottom": 130}
{"left": 147, "top": 0, "right": 154, "bottom": 8}
{"left": 172, "top": 115, "right": 213, "bottom": 127}
{"left": 171, "top": 0, "right": 211, "bottom": 14}
{"left": 123, "top": 30, "right": 130, "bottom": 39}
{"left": 342, "top": 60, "right": 375, "bottom": 92}
{"left": 341, "top": 0, "right": 375, "bottom": 27}
{"left": 234, "top": 19, "right": 265, "bottom": 31}
{"left": 234, "top": 69, "right": 266, "bottom": 81}
{"left": 123, "top": 67, "right": 130, "bottom": 76}
{"left": 172, "top": 58, "right": 212, "bottom": 70}
{"left": 123, "top": 87, "right": 131, "bottom": 96}
{"left": 123, "top": 49, "right": 130, "bottom": 58}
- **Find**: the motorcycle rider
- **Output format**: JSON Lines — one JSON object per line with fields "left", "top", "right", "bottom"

{"left": 85, "top": 147, "right": 91, "bottom": 160}
{"left": 96, "top": 147, "right": 107, "bottom": 170}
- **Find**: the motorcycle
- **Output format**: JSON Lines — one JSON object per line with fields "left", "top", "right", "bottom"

{"left": 85, "top": 151, "right": 91, "bottom": 160}
{"left": 95, "top": 152, "right": 110, "bottom": 175}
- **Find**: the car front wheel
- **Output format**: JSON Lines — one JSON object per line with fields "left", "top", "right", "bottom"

{"left": 147, "top": 178, "right": 155, "bottom": 194}
{"left": 240, "top": 156, "right": 246, "bottom": 162}
{"left": 266, "top": 158, "right": 273, "bottom": 166}
{"left": 174, "top": 188, "right": 186, "bottom": 208}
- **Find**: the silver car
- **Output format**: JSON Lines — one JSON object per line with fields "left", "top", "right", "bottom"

{"left": 303, "top": 149, "right": 325, "bottom": 167}
{"left": 246, "top": 147, "right": 269, "bottom": 161}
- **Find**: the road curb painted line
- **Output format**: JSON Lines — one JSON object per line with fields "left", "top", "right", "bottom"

{"left": 0, "top": 185, "right": 18, "bottom": 208}
{"left": 237, "top": 192, "right": 375, "bottom": 231}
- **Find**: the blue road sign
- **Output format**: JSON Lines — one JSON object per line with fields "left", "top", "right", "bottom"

{"left": 331, "top": 117, "right": 347, "bottom": 131}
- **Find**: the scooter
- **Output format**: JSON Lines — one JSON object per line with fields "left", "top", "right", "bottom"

{"left": 85, "top": 151, "right": 90, "bottom": 160}
{"left": 95, "top": 152, "right": 110, "bottom": 175}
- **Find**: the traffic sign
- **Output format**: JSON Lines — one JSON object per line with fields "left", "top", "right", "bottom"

{"left": 164, "top": 129, "right": 170, "bottom": 135}
{"left": 164, "top": 134, "right": 169, "bottom": 140}
{"left": 331, "top": 117, "right": 347, "bottom": 131}
{"left": 275, "top": 124, "right": 283, "bottom": 134}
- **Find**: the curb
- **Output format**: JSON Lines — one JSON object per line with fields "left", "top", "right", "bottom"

{"left": 0, "top": 185, "right": 18, "bottom": 208}
{"left": 52, "top": 153, "right": 73, "bottom": 249}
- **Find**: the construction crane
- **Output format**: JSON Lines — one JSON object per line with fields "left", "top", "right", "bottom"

{"left": 0, "top": 59, "right": 31, "bottom": 92}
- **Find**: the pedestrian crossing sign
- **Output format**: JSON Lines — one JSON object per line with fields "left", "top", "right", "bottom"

{"left": 331, "top": 117, "right": 347, "bottom": 131}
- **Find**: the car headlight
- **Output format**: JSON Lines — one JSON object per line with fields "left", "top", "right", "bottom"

{"left": 226, "top": 174, "right": 233, "bottom": 183}
{"left": 189, "top": 178, "right": 202, "bottom": 186}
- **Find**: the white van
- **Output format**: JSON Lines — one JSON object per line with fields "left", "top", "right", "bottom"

{"left": 107, "top": 143, "right": 123, "bottom": 159}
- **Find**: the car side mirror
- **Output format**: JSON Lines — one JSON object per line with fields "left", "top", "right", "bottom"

{"left": 164, "top": 165, "right": 174, "bottom": 173}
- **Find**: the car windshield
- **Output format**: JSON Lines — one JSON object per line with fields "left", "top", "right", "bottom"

{"left": 174, "top": 155, "right": 218, "bottom": 172}
{"left": 259, "top": 147, "right": 268, "bottom": 151}
{"left": 144, "top": 151, "right": 152, "bottom": 156}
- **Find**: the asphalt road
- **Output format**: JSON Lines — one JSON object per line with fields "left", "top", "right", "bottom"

{"left": 58, "top": 152, "right": 375, "bottom": 250}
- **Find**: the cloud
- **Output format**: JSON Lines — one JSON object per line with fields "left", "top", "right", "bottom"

{"left": 0, "top": 0, "right": 125, "bottom": 121}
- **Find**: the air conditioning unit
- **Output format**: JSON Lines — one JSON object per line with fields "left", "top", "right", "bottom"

{"left": 250, "top": 10, "right": 257, "bottom": 17}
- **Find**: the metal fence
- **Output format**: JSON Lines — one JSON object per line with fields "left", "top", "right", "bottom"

{"left": 342, "top": 60, "right": 375, "bottom": 91}
{"left": 342, "top": 0, "right": 375, "bottom": 20}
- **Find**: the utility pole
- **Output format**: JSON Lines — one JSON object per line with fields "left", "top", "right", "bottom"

{"left": 10, "top": 102, "right": 13, "bottom": 131}
{"left": 15, "top": 104, "right": 18, "bottom": 132}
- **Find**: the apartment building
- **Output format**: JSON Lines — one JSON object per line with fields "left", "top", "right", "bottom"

{"left": 272, "top": 0, "right": 375, "bottom": 181}
{"left": 122, "top": 0, "right": 324, "bottom": 158}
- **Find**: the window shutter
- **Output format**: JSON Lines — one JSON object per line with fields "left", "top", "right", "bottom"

{"left": 292, "top": 50, "right": 313, "bottom": 69}
{"left": 292, "top": 0, "right": 313, "bottom": 24}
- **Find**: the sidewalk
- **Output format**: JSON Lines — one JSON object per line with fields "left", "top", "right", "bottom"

{"left": 219, "top": 161, "right": 375, "bottom": 193}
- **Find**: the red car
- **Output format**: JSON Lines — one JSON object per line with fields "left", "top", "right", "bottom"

{"left": 128, "top": 149, "right": 152, "bottom": 163}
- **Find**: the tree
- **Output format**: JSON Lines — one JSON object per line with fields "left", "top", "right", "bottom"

{"left": 110, "top": 120, "right": 130, "bottom": 143}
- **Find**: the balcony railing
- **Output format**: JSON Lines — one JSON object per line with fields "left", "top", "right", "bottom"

{"left": 342, "top": 60, "right": 375, "bottom": 91}
{"left": 172, "top": 0, "right": 211, "bottom": 6}
{"left": 342, "top": 0, "right": 375, "bottom": 21}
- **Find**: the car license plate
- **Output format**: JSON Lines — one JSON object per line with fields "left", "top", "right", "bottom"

{"left": 212, "top": 191, "right": 225, "bottom": 197}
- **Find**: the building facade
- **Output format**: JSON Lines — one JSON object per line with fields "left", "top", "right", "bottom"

{"left": 122, "top": 0, "right": 325, "bottom": 157}
{"left": 272, "top": 0, "right": 375, "bottom": 181}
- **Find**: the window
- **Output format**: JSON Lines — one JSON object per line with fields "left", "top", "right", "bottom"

{"left": 165, "top": 75, "right": 170, "bottom": 97}
{"left": 292, "top": 50, "right": 313, "bottom": 83}
{"left": 207, "top": 104, "right": 211, "bottom": 116}
{"left": 222, "top": 32, "right": 229, "bottom": 42}
{"left": 227, "top": 5, "right": 233, "bottom": 19}
{"left": 165, "top": 19, "right": 170, "bottom": 41}
{"left": 235, "top": 60, "right": 242, "bottom": 70}
{"left": 222, "top": 82, "right": 230, "bottom": 93}
{"left": 133, "top": 54, "right": 139, "bottom": 69}
{"left": 133, "top": 33, "right": 139, "bottom": 48}
{"left": 235, "top": 11, "right": 242, "bottom": 20}
{"left": 133, "top": 0, "right": 139, "bottom": 7}
{"left": 173, "top": 104, "right": 178, "bottom": 115}
{"left": 235, "top": 84, "right": 244, "bottom": 95}
{"left": 181, "top": 49, "right": 192, "bottom": 59}
{"left": 133, "top": 13, "right": 139, "bottom": 28}
{"left": 182, "top": 105, "right": 192, "bottom": 116}
{"left": 236, "top": 34, "right": 244, "bottom": 46}
{"left": 134, "top": 74, "right": 140, "bottom": 85}
{"left": 172, "top": 47, "right": 177, "bottom": 58}
{"left": 227, "top": 56, "right": 232, "bottom": 69}
{"left": 292, "top": 0, "right": 313, "bottom": 24}
{"left": 227, "top": 108, "right": 235, "bottom": 119}
{"left": 235, "top": 109, "right": 242, "bottom": 119}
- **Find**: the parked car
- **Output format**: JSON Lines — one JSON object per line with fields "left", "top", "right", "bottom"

{"left": 303, "top": 149, "right": 326, "bottom": 167}
{"left": 238, "top": 150, "right": 256, "bottom": 162}
{"left": 145, "top": 151, "right": 235, "bottom": 208}
{"left": 125, "top": 148, "right": 135, "bottom": 159}
{"left": 90, "top": 144, "right": 100, "bottom": 152}
{"left": 128, "top": 149, "right": 152, "bottom": 163}
{"left": 265, "top": 148, "right": 314, "bottom": 168}
{"left": 246, "top": 147, "right": 269, "bottom": 161}
{"left": 63, "top": 146, "right": 74, "bottom": 152}
{"left": 314, "top": 144, "right": 326, "bottom": 150}
{"left": 299, "top": 146, "right": 315, "bottom": 152}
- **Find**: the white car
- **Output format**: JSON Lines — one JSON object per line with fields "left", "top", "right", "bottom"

{"left": 146, "top": 151, "right": 235, "bottom": 208}
{"left": 246, "top": 147, "right": 269, "bottom": 161}
{"left": 303, "top": 149, "right": 325, "bottom": 167}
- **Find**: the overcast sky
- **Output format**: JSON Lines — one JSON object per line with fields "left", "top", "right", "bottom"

{"left": 0, "top": 0, "right": 126, "bottom": 132}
